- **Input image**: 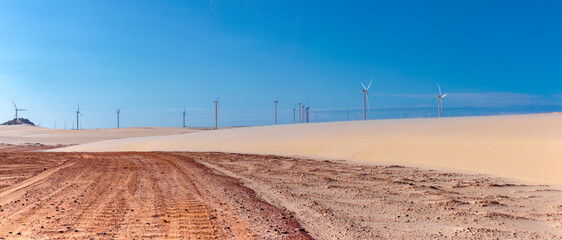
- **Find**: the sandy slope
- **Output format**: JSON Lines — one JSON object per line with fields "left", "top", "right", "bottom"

{"left": 53, "top": 114, "right": 562, "bottom": 186}
{"left": 0, "top": 125, "right": 201, "bottom": 145}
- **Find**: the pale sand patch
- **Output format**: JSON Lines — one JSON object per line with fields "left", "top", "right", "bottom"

{"left": 0, "top": 125, "right": 202, "bottom": 145}
{"left": 53, "top": 114, "right": 562, "bottom": 186}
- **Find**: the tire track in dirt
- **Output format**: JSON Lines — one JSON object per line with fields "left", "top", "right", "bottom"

{"left": 0, "top": 163, "right": 74, "bottom": 203}
{"left": 166, "top": 152, "right": 313, "bottom": 239}
{"left": 0, "top": 152, "right": 313, "bottom": 239}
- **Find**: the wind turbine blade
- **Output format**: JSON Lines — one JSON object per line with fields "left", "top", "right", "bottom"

{"left": 442, "top": 93, "right": 448, "bottom": 97}
{"left": 361, "top": 82, "right": 367, "bottom": 90}
{"left": 367, "top": 79, "right": 372, "bottom": 90}
{"left": 366, "top": 94, "right": 370, "bottom": 110}
{"left": 437, "top": 82, "right": 442, "bottom": 96}
{"left": 12, "top": 100, "right": 17, "bottom": 109}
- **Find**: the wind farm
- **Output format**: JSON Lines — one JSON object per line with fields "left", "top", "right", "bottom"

{"left": 0, "top": 79, "right": 560, "bottom": 239}
{"left": 1, "top": 79, "right": 455, "bottom": 129}
{"left": 0, "top": 1, "right": 560, "bottom": 240}
{"left": 0, "top": 78, "right": 560, "bottom": 239}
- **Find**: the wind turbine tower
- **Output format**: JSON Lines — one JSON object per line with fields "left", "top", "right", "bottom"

{"left": 347, "top": 108, "right": 350, "bottom": 121}
{"left": 11, "top": 100, "right": 26, "bottom": 120}
{"left": 297, "top": 102, "right": 302, "bottom": 123}
{"left": 361, "top": 80, "right": 372, "bottom": 120}
{"left": 436, "top": 83, "right": 448, "bottom": 118}
{"left": 75, "top": 103, "right": 82, "bottom": 130}
{"left": 116, "top": 107, "right": 121, "bottom": 128}
{"left": 301, "top": 104, "right": 306, "bottom": 123}
{"left": 293, "top": 107, "right": 296, "bottom": 123}
{"left": 301, "top": 105, "right": 304, "bottom": 123}
{"left": 315, "top": 111, "right": 318, "bottom": 122}
{"left": 274, "top": 99, "right": 278, "bottom": 125}
{"left": 182, "top": 107, "right": 187, "bottom": 127}
{"left": 214, "top": 98, "right": 219, "bottom": 130}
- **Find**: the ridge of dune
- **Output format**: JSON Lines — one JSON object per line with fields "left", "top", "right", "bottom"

{"left": 52, "top": 114, "right": 562, "bottom": 186}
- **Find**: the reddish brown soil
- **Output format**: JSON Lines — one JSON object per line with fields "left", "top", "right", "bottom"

{"left": 0, "top": 152, "right": 312, "bottom": 239}
{"left": 1, "top": 147, "right": 560, "bottom": 239}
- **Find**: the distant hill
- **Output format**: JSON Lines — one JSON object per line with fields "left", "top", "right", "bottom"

{"left": 1, "top": 118, "right": 36, "bottom": 126}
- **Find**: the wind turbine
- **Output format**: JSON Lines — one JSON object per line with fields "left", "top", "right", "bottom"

{"left": 75, "top": 102, "right": 82, "bottom": 130}
{"left": 292, "top": 107, "right": 296, "bottom": 124}
{"left": 315, "top": 111, "right": 318, "bottom": 122}
{"left": 214, "top": 98, "right": 219, "bottom": 130}
{"left": 436, "top": 83, "right": 448, "bottom": 118}
{"left": 361, "top": 80, "right": 372, "bottom": 120}
{"left": 302, "top": 104, "right": 306, "bottom": 123}
{"left": 297, "top": 102, "right": 302, "bottom": 123}
{"left": 273, "top": 99, "right": 278, "bottom": 125}
{"left": 182, "top": 107, "right": 187, "bottom": 128}
{"left": 305, "top": 106, "right": 310, "bottom": 123}
{"left": 11, "top": 100, "right": 26, "bottom": 120}
{"left": 116, "top": 107, "right": 121, "bottom": 128}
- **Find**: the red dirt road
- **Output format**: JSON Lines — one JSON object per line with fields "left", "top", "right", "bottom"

{"left": 1, "top": 147, "right": 560, "bottom": 239}
{"left": 0, "top": 152, "right": 312, "bottom": 239}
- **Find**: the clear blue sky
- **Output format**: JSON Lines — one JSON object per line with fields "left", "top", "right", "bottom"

{"left": 0, "top": 1, "right": 560, "bottom": 128}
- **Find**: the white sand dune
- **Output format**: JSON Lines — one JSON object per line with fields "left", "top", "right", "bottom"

{"left": 0, "top": 125, "right": 201, "bottom": 145}
{"left": 53, "top": 113, "right": 562, "bottom": 186}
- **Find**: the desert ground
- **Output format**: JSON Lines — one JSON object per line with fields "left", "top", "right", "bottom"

{"left": 0, "top": 114, "right": 561, "bottom": 239}
{"left": 0, "top": 146, "right": 311, "bottom": 239}
{"left": 55, "top": 113, "right": 562, "bottom": 186}
{"left": 0, "top": 147, "right": 560, "bottom": 239}
{"left": 0, "top": 125, "right": 201, "bottom": 146}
